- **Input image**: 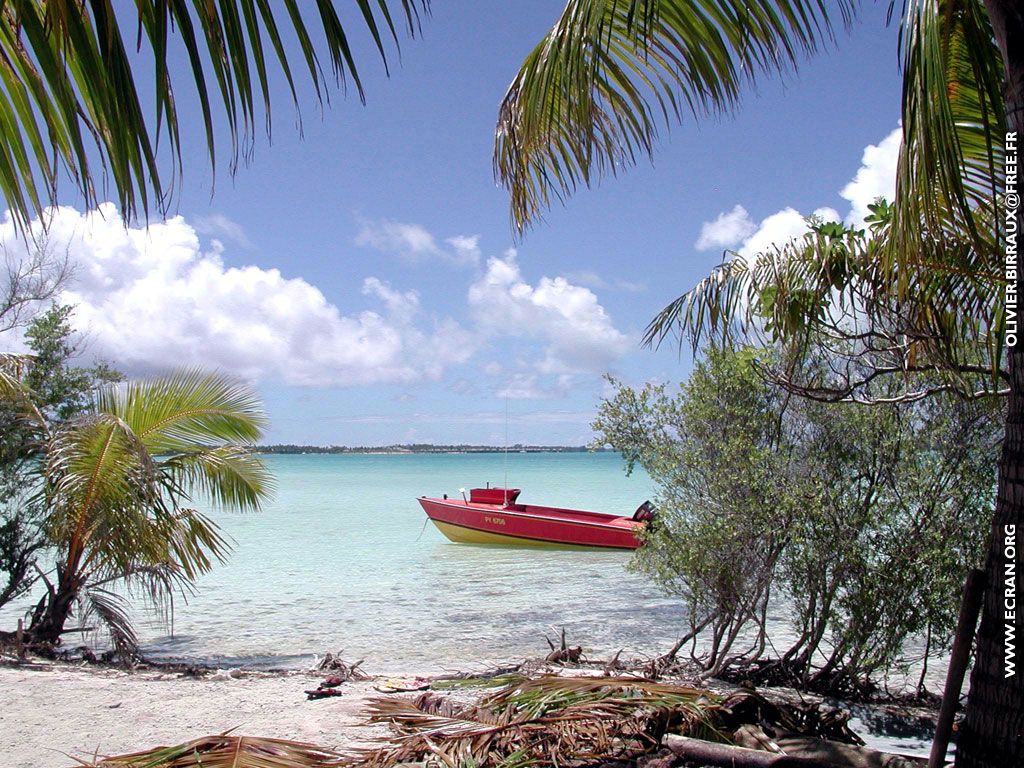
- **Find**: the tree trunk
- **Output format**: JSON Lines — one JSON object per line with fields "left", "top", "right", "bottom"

{"left": 961, "top": 5, "right": 1024, "bottom": 766}
{"left": 26, "top": 568, "right": 79, "bottom": 646}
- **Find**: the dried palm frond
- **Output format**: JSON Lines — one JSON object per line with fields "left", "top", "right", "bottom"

{"left": 75, "top": 734, "right": 346, "bottom": 768}
{"left": 350, "top": 674, "right": 722, "bottom": 768}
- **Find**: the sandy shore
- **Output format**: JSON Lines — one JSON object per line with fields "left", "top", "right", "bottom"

{"left": 1, "top": 662, "right": 400, "bottom": 768}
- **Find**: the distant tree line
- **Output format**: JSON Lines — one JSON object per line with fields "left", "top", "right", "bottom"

{"left": 256, "top": 444, "right": 604, "bottom": 454}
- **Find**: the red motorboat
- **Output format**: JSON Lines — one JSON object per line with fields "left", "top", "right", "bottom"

{"left": 417, "top": 487, "right": 653, "bottom": 550}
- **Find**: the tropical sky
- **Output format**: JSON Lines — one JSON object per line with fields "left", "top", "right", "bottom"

{"left": 0, "top": 1, "right": 905, "bottom": 446}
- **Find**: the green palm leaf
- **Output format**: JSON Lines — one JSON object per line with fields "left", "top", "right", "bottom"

{"left": 891, "top": 0, "right": 1005, "bottom": 264}
{"left": 494, "top": 0, "right": 854, "bottom": 232}
{"left": 0, "top": 1, "right": 430, "bottom": 230}
{"left": 96, "top": 369, "right": 268, "bottom": 455}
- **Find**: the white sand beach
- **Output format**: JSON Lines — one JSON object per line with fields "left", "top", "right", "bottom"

{"left": 0, "top": 663, "right": 397, "bottom": 768}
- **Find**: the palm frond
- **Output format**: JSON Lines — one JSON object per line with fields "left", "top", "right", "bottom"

{"left": 78, "top": 587, "right": 140, "bottom": 661}
{"left": 891, "top": 0, "right": 1005, "bottom": 264}
{"left": 0, "top": 1, "right": 430, "bottom": 231}
{"left": 77, "top": 734, "right": 347, "bottom": 767}
{"left": 495, "top": 0, "right": 854, "bottom": 232}
{"left": 96, "top": 369, "right": 268, "bottom": 455}
{"left": 161, "top": 445, "right": 273, "bottom": 513}
{"left": 644, "top": 210, "right": 1006, "bottom": 402}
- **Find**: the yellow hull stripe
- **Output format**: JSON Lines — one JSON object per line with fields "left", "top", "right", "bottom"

{"left": 430, "top": 520, "right": 614, "bottom": 550}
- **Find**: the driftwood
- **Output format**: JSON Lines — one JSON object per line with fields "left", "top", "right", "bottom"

{"left": 544, "top": 627, "right": 583, "bottom": 664}
{"left": 928, "top": 568, "right": 984, "bottom": 768}
{"left": 664, "top": 734, "right": 928, "bottom": 768}
{"left": 315, "top": 650, "right": 369, "bottom": 680}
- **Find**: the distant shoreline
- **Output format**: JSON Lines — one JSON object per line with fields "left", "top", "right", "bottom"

{"left": 255, "top": 444, "right": 612, "bottom": 455}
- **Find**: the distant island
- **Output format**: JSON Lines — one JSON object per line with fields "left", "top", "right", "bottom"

{"left": 256, "top": 443, "right": 609, "bottom": 455}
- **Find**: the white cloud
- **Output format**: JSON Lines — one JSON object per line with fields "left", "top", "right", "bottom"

{"left": 468, "top": 251, "right": 631, "bottom": 376}
{"left": 494, "top": 373, "right": 574, "bottom": 401}
{"left": 737, "top": 206, "right": 841, "bottom": 259}
{"left": 356, "top": 218, "right": 480, "bottom": 267}
{"left": 840, "top": 127, "right": 901, "bottom": 227}
{"left": 444, "top": 235, "right": 482, "bottom": 267}
{"left": 696, "top": 126, "right": 902, "bottom": 261}
{"left": 695, "top": 204, "right": 756, "bottom": 251}
{"left": 0, "top": 205, "right": 473, "bottom": 387}
{"left": 356, "top": 219, "right": 439, "bottom": 259}
{"left": 564, "top": 270, "right": 646, "bottom": 293}
{"left": 192, "top": 213, "right": 252, "bottom": 248}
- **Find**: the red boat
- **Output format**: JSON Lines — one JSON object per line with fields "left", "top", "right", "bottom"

{"left": 417, "top": 487, "right": 653, "bottom": 550}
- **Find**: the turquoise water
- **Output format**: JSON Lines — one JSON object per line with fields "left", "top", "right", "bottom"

{"left": 134, "top": 451, "right": 684, "bottom": 673}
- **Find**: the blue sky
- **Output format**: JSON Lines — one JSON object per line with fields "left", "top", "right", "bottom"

{"left": 0, "top": 1, "right": 906, "bottom": 446}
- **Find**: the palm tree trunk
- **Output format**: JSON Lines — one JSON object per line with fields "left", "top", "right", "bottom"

{"left": 26, "top": 567, "right": 79, "bottom": 646}
{"left": 960, "top": 5, "right": 1024, "bottom": 765}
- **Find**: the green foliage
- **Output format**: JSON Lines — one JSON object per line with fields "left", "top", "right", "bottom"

{"left": 594, "top": 346, "right": 998, "bottom": 690}
{"left": 0, "top": 305, "right": 121, "bottom": 611}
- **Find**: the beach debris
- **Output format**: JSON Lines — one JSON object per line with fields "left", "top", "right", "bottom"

{"left": 76, "top": 734, "right": 347, "bottom": 767}
{"left": 346, "top": 674, "right": 720, "bottom": 768}
{"left": 315, "top": 650, "right": 369, "bottom": 681}
{"left": 544, "top": 627, "right": 584, "bottom": 665}
{"left": 373, "top": 676, "right": 432, "bottom": 693}
{"left": 306, "top": 687, "right": 345, "bottom": 700}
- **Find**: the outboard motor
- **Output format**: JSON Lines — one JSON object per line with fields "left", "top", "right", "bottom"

{"left": 633, "top": 500, "right": 656, "bottom": 523}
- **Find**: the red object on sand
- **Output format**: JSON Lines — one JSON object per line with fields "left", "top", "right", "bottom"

{"left": 417, "top": 488, "right": 648, "bottom": 550}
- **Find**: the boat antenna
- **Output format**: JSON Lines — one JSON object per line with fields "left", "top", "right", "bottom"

{"left": 503, "top": 390, "right": 509, "bottom": 504}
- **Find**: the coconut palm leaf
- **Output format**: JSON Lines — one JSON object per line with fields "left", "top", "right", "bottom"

{"left": 95, "top": 369, "right": 267, "bottom": 456}
{"left": 0, "top": 1, "right": 430, "bottom": 231}
{"left": 494, "top": 0, "right": 854, "bottom": 232}
{"left": 644, "top": 210, "right": 1007, "bottom": 401}
{"left": 78, "top": 587, "right": 140, "bottom": 660}
{"left": 76, "top": 734, "right": 347, "bottom": 767}
{"left": 891, "top": 0, "right": 1005, "bottom": 262}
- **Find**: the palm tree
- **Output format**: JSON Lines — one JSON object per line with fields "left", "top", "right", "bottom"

{"left": 495, "top": 2, "right": 1021, "bottom": 766}
{"left": 7, "top": 367, "right": 272, "bottom": 656}
{"left": 0, "top": 1, "right": 428, "bottom": 230}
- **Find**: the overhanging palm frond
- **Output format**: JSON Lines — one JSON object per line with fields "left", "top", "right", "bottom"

{"left": 644, "top": 211, "right": 1006, "bottom": 402}
{"left": 494, "top": 0, "right": 855, "bottom": 232}
{"left": 77, "top": 735, "right": 347, "bottom": 767}
{"left": 162, "top": 445, "right": 273, "bottom": 513}
{"left": 0, "top": 1, "right": 430, "bottom": 231}
{"left": 891, "top": 0, "right": 1005, "bottom": 262}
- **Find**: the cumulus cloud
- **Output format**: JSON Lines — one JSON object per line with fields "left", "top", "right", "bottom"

{"left": 468, "top": 251, "right": 631, "bottom": 376}
{"left": 696, "top": 126, "right": 901, "bottom": 261}
{"left": 0, "top": 205, "right": 473, "bottom": 386}
{"left": 695, "top": 204, "right": 757, "bottom": 251}
{"left": 737, "top": 206, "right": 841, "bottom": 259}
{"left": 840, "top": 127, "right": 901, "bottom": 226}
{"left": 356, "top": 218, "right": 480, "bottom": 267}
{"left": 192, "top": 213, "right": 252, "bottom": 248}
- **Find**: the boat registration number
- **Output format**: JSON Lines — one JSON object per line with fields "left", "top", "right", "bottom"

{"left": 484, "top": 516, "right": 506, "bottom": 526}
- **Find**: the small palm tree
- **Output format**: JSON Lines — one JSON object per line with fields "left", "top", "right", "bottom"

{"left": 11, "top": 367, "right": 273, "bottom": 656}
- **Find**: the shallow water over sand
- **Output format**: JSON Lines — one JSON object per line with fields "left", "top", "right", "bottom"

{"left": 134, "top": 451, "right": 684, "bottom": 673}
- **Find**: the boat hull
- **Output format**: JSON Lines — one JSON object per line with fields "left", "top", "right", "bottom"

{"left": 418, "top": 496, "right": 642, "bottom": 550}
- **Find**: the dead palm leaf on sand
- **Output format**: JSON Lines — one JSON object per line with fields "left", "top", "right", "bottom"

{"left": 73, "top": 734, "right": 347, "bottom": 768}
{"left": 349, "top": 675, "right": 722, "bottom": 768}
